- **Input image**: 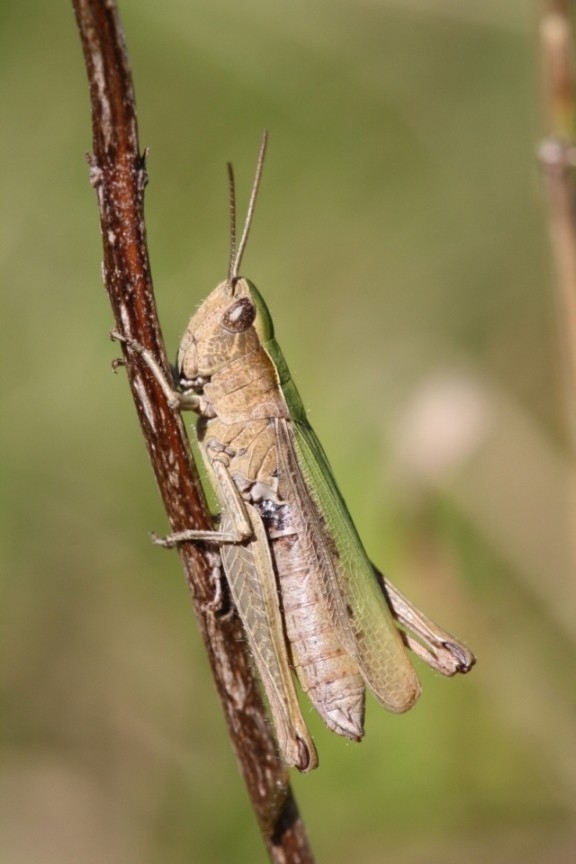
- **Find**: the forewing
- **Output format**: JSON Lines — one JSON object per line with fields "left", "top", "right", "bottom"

{"left": 275, "top": 418, "right": 420, "bottom": 714}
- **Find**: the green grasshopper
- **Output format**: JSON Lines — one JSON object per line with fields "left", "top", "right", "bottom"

{"left": 116, "top": 133, "right": 474, "bottom": 771}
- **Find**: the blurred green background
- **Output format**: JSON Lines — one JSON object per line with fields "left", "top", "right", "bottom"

{"left": 1, "top": 1, "right": 574, "bottom": 862}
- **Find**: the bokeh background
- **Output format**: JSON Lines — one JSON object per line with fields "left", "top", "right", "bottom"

{"left": 2, "top": 1, "right": 575, "bottom": 862}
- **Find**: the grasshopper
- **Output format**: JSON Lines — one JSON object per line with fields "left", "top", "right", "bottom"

{"left": 115, "top": 132, "right": 474, "bottom": 772}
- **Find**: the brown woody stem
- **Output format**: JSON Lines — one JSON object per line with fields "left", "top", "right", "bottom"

{"left": 71, "top": 1, "right": 314, "bottom": 860}
{"left": 540, "top": 1, "right": 576, "bottom": 448}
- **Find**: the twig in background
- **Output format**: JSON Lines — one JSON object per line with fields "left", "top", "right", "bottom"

{"left": 539, "top": 1, "right": 576, "bottom": 577}
{"left": 539, "top": 1, "right": 576, "bottom": 452}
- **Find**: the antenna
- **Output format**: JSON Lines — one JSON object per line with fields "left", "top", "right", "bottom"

{"left": 228, "top": 129, "right": 268, "bottom": 280}
{"left": 226, "top": 162, "right": 237, "bottom": 282}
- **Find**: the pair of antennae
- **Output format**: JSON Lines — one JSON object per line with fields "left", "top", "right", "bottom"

{"left": 227, "top": 129, "right": 268, "bottom": 281}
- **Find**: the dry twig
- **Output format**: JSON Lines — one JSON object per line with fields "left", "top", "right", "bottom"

{"left": 540, "top": 0, "right": 576, "bottom": 446}
{"left": 71, "top": 1, "right": 314, "bottom": 860}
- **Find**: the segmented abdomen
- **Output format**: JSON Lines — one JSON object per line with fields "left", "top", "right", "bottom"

{"left": 259, "top": 495, "right": 366, "bottom": 741}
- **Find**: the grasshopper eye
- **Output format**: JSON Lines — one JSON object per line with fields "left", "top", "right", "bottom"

{"left": 222, "top": 297, "right": 256, "bottom": 333}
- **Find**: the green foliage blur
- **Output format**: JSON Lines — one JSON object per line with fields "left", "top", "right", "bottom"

{"left": 1, "top": 2, "right": 574, "bottom": 862}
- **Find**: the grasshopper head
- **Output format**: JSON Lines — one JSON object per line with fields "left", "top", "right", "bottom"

{"left": 178, "top": 134, "right": 276, "bottom": 394}
{"left": 176, "top": 276, "right": 275, "bottom": 389}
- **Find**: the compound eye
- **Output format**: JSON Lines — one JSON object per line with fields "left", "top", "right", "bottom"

{"left": 222, "top": 297, "right": 256, "bottom": 332}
